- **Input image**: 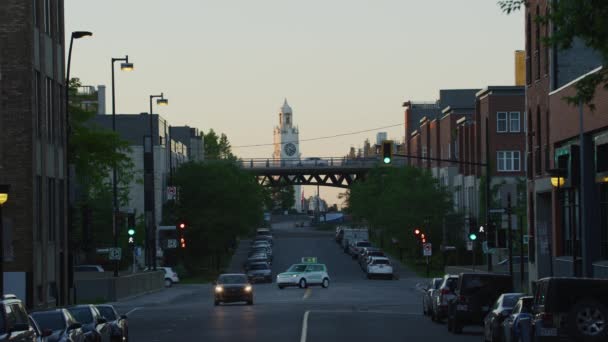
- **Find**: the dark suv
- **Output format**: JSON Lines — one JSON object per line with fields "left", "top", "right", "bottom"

{"left": 532, "top": 277, "right": 608, "bottom": 342}
{"left": 447, "top": 273, "right": 513, "bottom": 334}
{"left": 0, "top": 294, "right": 36, "bottom": 341}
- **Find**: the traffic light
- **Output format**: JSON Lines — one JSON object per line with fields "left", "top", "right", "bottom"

{"left": 180, "top": 237, "right": 186, "bottom": 248}
{"left": 468, "top": 232, "right": 477, "bottom": 241}
{"left": 127, "top": 213, "right": 136, "bottom": 246}
{"left": 421, "top": 233, "right": 426, "bottom": 244}
{"left": 414, "top": 228, "right": 421, "bottom": 236}
{"left": 178, "top": 222, "right": 186, "bottom": 230}
{"left": 382, "top": 140, "right": 393, "bottom": 164}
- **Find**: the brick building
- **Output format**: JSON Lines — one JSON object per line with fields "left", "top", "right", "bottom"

{"left": 524, "top": 0, "right": 606, "bottom": 283}
{"left": 0, "top": 0, "right": 68, "bottom": 308}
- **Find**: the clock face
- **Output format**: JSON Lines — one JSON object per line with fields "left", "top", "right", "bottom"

{"left": 284, "top": 143, "right": 297, "bottom": 156}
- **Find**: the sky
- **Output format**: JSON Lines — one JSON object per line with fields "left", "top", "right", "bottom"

{"left": 65, "top": 0, "right": 524, "bottom": 206}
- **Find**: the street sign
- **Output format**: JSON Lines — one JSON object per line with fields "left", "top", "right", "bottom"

{"left": 167, "top": 186, "right": 177, "bottom": 200}
{"left": 167, "top": 239, "right": 178, "bottom": 249}
{"left": 108, "top": 248, "right": 122, "bottom": 261}
{"left": 423, "top": 243, "right": 432, "bottom": 256}
{"left": 466, "top": 241, "right": 473, "bottom": 251}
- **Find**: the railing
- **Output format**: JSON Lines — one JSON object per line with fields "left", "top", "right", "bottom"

{"left": 238, "top": 157, "right": 407, "bottom": 169}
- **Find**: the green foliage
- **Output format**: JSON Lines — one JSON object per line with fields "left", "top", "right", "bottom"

{"left": 172, "top": 161, "right": 266, "bottom": 273}
{"left": 499, "top": 0, "right": 608, "bottom": 109}
{"left": 269, "top": 182, "right": 295, "bottom": 210}
{"left": 345, "top": 166, "right": 452, "bottom": 256}
{"left": 204, "top": 129, "right": 235, "bottom": 160}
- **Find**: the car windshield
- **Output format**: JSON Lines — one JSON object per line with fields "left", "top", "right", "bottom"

{"left": 96, "top": 307, "right": 117, "bottom": 320}
{"left": 31, "top": 312, "right": 66, "bottom": 331}
{"left": 445, "top": 277, "right": 458, "bottom": 291}
{"left": 68, "top": 307, "right": 93, "bottom": 324}
{"left": 218, "top": 275, "right": 247, "bottom": 284}
{"left": 287, "top": 264, "right": 307, "bottom": 272}
{"left": 503, "top": 295, "right": 522, "bottom": 308}
{"left": 249, "top": 264, "right": 269, "bottom": 270}
{"left": 433, "top": 278, "right": 443, "bottom": 289}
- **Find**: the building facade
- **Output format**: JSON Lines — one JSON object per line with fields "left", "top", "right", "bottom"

{"left": 524, "top": 0, "right": 606, "bottom": 283}
{"left": 0, "top": 0, "right": 68, "bottom": 308}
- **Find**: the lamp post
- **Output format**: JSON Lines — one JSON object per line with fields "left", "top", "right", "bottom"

{"left": 147, "top": 93, "right": 168, "bottom": 271}
{"left": 549, "top": 168, "right": 566, "bottom": 277}
{"left": 111, "top": 56, "right": 134, "bottom": 277}
{"left": 65, "top": 30, "right": 92, "bottom": 305}
{"left": 0, "top": 184, "right": 9, "bottom": 295}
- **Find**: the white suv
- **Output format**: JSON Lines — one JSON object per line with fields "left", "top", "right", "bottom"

{"left": 366, "top": 256, "right": 394, "bottom": 279}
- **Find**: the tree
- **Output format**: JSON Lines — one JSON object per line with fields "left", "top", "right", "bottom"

{"left": 68, "top": 78, "right": 136, "bottom": 261}
{"left": 498, "top": 0, "right": 608, "bottom": 109}
{"left": 173, "top": 161, "right": 266, "bottom": 273}
{"left": 345, "top": 166, "right": 452, "bottom": 256}
{"left": 204, "top": 129, "right": 235, "bottom": 160}
{"left": 269, "top": 182, "right": 295, "bottom": 211}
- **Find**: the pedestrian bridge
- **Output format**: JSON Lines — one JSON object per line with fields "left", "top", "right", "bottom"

{"left": 240, "top": 157, "right": 406, "bottom": 188}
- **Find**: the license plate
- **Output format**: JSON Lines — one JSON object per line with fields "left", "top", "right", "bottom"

{"left": 539, "top": 328, "right": 557, "bottom": 336}
{"left": 457, "top": 305, "right": 468, "bottom": 311}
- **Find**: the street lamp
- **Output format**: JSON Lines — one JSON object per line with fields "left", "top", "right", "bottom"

{"left": 147, "top": 93, "right": 168, "bottom": 271}
{"left": 548, "top": 168, "right": 568, "bottom": 277}
{"left": 111, "top": 55, "right": 134, "bottom": 277}
{"left": 0, "top": 184, "right": 10, "bottom": 294}
{"left": 65, "top": 30, "right": 92, "bottom": 306}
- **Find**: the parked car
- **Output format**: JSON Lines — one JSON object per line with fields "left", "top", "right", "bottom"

{"left": 143, "top": 267, "right": 179, "bottom": 287}
{"left": 532, "top": 277, "right": 608, "bottom": 342}
{"left": 95, "top": 305, "right": 128, "bottom": 342}
{"left": 243, "top": 253, "right": 271, "bottom": 271}
{"left": 340, "top": 229, "right": 369, "bottom": 250}
{"left": 249, "top": 247, "right": 272, "bottom": 260}
{"left": 253, "top": 235, "right": 273, "bottom": 246}
{"left": 30, "top": 309, "right": 86, "bottom": 342}
{"left": 348, "top": 240, "right": 372, "bottom": 259}
{"left": 483, "top": 293, "right": 525, "bottom": 342}
{"left": 66, "top": 305, "right": 112, "bottom": 342}
{"left": 335, "top": 227, "right": 344, "bottom": 244}
{"left": 502, "top": 296, "right": 534, "bottom": 342}
{"left": 366, "top": 256, "right": 394, "bottom": 279}
{"left": 245, "top": 262, "right": 272, "bottom": 283}
{"left": 74, "top": 265, "right": 105, "bottom": 273}
{"left": 447, "top": 273, "right": 513, "bottom": 334}
{"left": 431, "top": 274, "right": 459, "bottom": 322}
{"left": 255, "top": 228, "right": 272, "bottom": 238}
{"left": 0, "top": 294, "right": 37, "bottom": 342}
{"left": 214, "top": 274, "right": 253, "bottom": 306}
{"left": 422, "top": 278, "right": 443, "bottom": 316}
{"left": 28, "top": 316, "right": 47, "bottom": 342}
{"left": 359, "top": 248, "right": 385, "bottom": 269}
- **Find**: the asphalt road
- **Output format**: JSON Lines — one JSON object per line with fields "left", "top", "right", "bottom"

{"left": 114, "top": 222, "right": 483, "bottom": 342}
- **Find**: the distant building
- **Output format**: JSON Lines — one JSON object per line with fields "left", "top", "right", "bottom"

{"left": 71, "top": 85, "right": 106, "bottom": 115}
{"left": 273, "top": 99, "right": 302, "bottom": 212}
{"left": 376, "top": 132, "right": 388, "bottom": 145}
{"left": 170, "top": 126, "right": 204, "bottom": 162}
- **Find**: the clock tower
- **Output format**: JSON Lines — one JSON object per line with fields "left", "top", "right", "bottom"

{"left": 273, "top": 99, "right": 303, "bottom": 212}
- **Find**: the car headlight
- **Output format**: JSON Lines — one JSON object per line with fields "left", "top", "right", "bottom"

{"left": 245, "top": 285, "right": 252, "bottom": 292}
{"left": 215, "top": 286, "right": 223, "bottom": 293}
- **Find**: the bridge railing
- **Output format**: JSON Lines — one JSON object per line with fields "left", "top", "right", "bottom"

{"left": 239, "top": 157, "right": 407, "bottom": 169}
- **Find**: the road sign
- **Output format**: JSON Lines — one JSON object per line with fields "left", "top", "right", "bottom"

{"left": 466, "top": 241, "right": 473, "bottom": 251}
{"left": 167, "top": 186, "right": 177, "bottom": 200}
{"left": 108, "top": 248, "right": 122, "bottom": 261}
{"left": 423, "top": 243, "right": 432, "bottom": 256}
{"left": 167, "top": 239, "right": 178, "bottom": 249}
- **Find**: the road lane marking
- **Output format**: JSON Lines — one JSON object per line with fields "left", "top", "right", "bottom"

{"left": 300, "top": 310, "right": 310, "bottom": 342}
{"left": 125, "top": 307, "right": 143, "bottom": 316}
{"left": 302, "top": 288, "right": 312, "bottom": 300}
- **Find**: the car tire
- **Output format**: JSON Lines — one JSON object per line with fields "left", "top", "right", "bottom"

{"left": 299, "top": 278, "right": 307, "bottom": 289}
{"left": 567, "top": 299, "right": 608, "bottom": 342}
{"left": 164, "top": 278, "right": 173, "bottom": 287}
{"left": 278, "top": 285, "right": 284, "bottom": 289}
{"left": 322, "top": 278, "right": 330, "bottom": 288}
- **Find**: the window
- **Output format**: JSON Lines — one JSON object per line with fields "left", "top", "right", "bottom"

{"left": 509, "top": 112, "right": 521, "bottom": 132}
{"left": 497, "top": 112, "right": 508, "bottom": 132}
{"left": 421, "top": 146, "right": 427, "bottom": 158}
{"left": 35, "top": 71, "right": 42, "bottom": 137}
{"left": 46, "top": 78, "right": 53, "bottom": 143}
{"left": 497, "top": 151, "right": 521, "bottom": 172}
{"left": 44, "top": 0, "right": 52, "bottom": 35}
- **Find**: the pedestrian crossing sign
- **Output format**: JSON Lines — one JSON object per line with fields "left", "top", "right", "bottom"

{"left": 301, "top": 257, "right": 317, "bottom": 264}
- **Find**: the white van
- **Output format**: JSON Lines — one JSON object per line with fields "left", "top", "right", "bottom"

{"left": 340, "top": 228, "right": 369, "bottom": 249}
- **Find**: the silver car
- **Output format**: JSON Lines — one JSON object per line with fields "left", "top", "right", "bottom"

{"left": 246, "top": 262, "right": 272, "bottom": 283}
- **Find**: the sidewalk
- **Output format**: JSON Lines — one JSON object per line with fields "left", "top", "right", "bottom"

{"left": 109, "top": 283, "right": 209, "bottom": 308}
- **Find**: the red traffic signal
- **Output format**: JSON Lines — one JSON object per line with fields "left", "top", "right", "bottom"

{"left": 414, "top": 229, "right": 421, "bottom": 236}
{"left": 420, "top": 233, "right": 426, "bottom": 239}
{"left": 422, "top": 238, "right": 426, "bottom": 243}
{"left": 178, "top": 222, "right": 186, "bottom": 229}
{"left": 180, "top": 237, "right": 186, "bottom": 248}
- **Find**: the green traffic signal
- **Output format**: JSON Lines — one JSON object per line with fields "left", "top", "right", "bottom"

{"left": 128, "top": 229, "right": 135, "bottom": 236}
{"left": 383, "top": 157, "right": 391, "bottom": 164}
{"left": 468, "top": 233, "right": 477, "bottom": 241}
